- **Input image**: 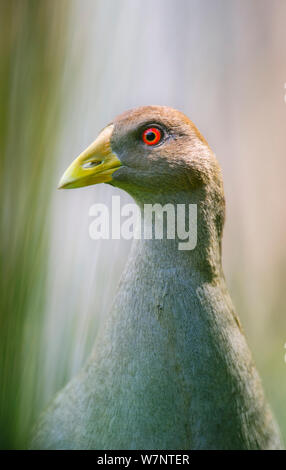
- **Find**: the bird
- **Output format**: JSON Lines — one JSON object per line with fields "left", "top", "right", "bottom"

{"left": 30, "top": 105, "right": 283, "bottom": 450}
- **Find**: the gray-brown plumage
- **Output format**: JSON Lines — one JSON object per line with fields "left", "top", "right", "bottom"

{"left": 31, "top": 106, "right": 283, "bottom": 450}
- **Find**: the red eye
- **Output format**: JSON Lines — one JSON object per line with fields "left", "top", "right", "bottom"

{"left": 142, "top": 127, "right": 161, "bottom": 146}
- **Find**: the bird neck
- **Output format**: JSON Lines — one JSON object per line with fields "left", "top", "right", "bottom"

{"left": 132, "top": 189, "right": 224, "bottom": 283}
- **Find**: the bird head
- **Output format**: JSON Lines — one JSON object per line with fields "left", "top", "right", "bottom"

{"left": 59, "top": 106, "right": 226, "bottom": 275}
{"left": 59, "top": 106, "right": 223, "bottom": 200}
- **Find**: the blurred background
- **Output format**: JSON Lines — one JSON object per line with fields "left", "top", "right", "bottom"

{"left": 0, "top": 0, "right": 285, "bottom": 449}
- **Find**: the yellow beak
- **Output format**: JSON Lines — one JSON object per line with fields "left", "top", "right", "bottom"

{"left": 58, "top": 125, "right": 121, "bottom": 189}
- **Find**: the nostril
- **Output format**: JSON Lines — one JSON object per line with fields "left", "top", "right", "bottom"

{"left": 82, "top": 160, "right": 102, "bottom": 169}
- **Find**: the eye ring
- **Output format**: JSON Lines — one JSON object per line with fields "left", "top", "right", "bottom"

{"left": 142, "top": 127, "right": 162, "bottom": 146}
